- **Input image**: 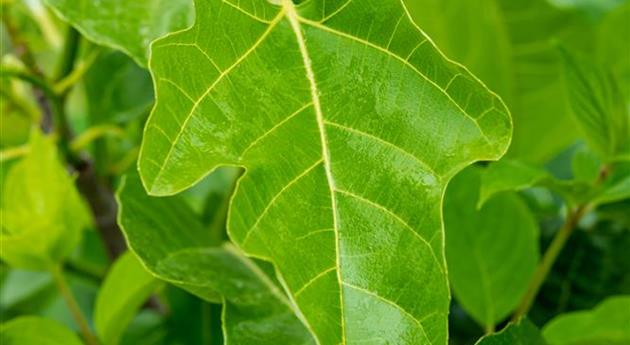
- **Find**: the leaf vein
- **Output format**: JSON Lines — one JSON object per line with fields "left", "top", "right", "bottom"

{"left": 324, "top": 120, "right": 440, "bottom": 178}
{"left": 241, "top": 158, "right": 323, "bottom": 246}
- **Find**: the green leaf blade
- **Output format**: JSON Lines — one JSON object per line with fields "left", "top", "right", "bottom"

{"left": 1, "top": 131, "right": 91, "bottom": 270}
{"left": 445, "top": 167, "right": 539, "bottom": 328}
{"left": 94, "top": 251, "right": 160, "bottom": 345}
{"left": 139, "top": 0, "right": 512, "bottom": 343}
{"left": 475, "top": 318, "right": 547, "bottom": 345}
{"left": 44, "top": 0, "right": 194, "bottom": 66}
{"left": 0, "top": 316, "right": 84, "bottom": 345}
{"left": 542, "top": 296, "right": 630, "bottom": 345}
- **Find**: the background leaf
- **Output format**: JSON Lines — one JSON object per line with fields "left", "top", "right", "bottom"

{"left": 559, "top": 48, "right": 629, "bottom": 160}
{"left": 542, "top": 295, "right": 630, "bottom": 345}
{"left": 0, "top": 131, "right": 91, "bottom": 270}
{"left": 44, "top": 0, "right": 194, "bottom": 66}
{"left": 479, "top": 160, "right": 550, "bottom": 207}
{"left": 94, "top": 251, "right": 160, "bottom": 345}
{"left": 444, "top": 166, "right": 539, "bottom": 329}
{"left": 475, "top": 318, "right": 547, "bottom": 345}
{"left": 0, "top": 316, "right": 83, "bottom": 345}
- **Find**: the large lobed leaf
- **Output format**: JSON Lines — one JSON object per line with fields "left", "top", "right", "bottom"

{"left": 116, "top": 174, "right": 315, "bottom": 344}
{"left": 138, "top": 0, "right": 511, "bottom": 343}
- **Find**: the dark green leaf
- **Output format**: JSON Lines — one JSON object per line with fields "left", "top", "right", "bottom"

{"left": 445, "top": 167, "right": 539, "bottom": 328}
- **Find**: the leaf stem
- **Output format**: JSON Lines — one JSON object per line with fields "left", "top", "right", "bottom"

{"left": 54, "top": 46, "right": 102, "bottom": 94}
{"left": 50, "top": 264, "right": 100, "bottom": 345}
{"left": 511, "top": 204, "right": 589, "bottom": 321}
{"left": 1, "top": 4, "right": 55, "bottom": 132}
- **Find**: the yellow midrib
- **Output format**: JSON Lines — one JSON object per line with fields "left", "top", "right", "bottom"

{"left": 282, "top": 0, "right": 347, "bottom": 344}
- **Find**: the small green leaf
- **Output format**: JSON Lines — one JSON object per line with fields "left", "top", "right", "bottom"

{"left": 94, "top": 251, "right": 160, "bottom": 345}
{"left": 44, "top": 0, "right": 194, "bottom": 66}
{"left": 445, "top": 167, "right": 539, "bottom": 329}
{"left": 479, "top": 160, "right": 549, "bottom": 207}
{"left": 475, "top": 318, "right": 547, "bottom": 345}
{"left": 0, "top": 131, "right": 91, "bottom": 270}
{"left": 116, "top": 174, "right": 315, "bottom": 344}
{"left": 560, "top": 48, "right": 630, "bottom": 161}
{"left": 542, "top": 295, "right": 630, "bottom": 345}
{"left": 139, "top": 0, "right": 512, "bottom": 342}
{"left": 0, "top": 316, "right": 83, "bottom": 345}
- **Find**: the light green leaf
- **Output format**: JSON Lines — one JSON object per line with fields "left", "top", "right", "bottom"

{"left": 475, "top": 318, "right": 547, "bottom": 345}
{"left": 444, "top": 167, "right": 539, "bottom": 329}
{"left": 0, "top": 130, "right": 91, "bottom": 270}
{"left": 139, "top": 0, "right": 511, "bottom": 342}
{"left": 116, "top": 174, "right": 315, "bottom": 344}
{"left": 560, "top": 48, "right": 630, "bottom": 160}
{"left": 44, "top": 0, "right": 194, "bottom": 66}
{"left": 479, "top": 160, "right": 549, "bottom": 207}
{"left": 542, "top": 295, "right": 630, "bottom": 345}
{"left": 0, "top": 316, "right": 83, "bottom": 345}
{"left": 94, "top": 251, "right": 160, "bottom": 345}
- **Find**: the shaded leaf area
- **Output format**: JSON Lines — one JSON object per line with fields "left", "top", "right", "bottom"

{"left": 0, "top": 316, "right": 83, "bottom": 345}
{"left": 475, "top": 318, "right": 547, "bottom": 345}
{"left": 0, "top": 131, "right": 91, "bottom": 270}
{"left": 83, "top": 50, "right": 154, "bottom": 176}
{"left": 530, "top": 224, "right": 630, "bottom": 325}
{"left": 94, "top": 251, "right": 160, "bottom": 345}
{"left": 44, "top": 0, "right": 194, "bottom": 66}
{"left": 116, "top": 174, "right": 315, "bottom": 344}
{"left": 542, "top": 296, "right": 630, "bottom": 345}
{"left": 140, "top": 0, "right": 511, "bottom": 342}
{"left": 445, "top": 167, "right": 539, "bottom": 329}
{"left": 84, "top": 50, "right": 153, "bottom": 125}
